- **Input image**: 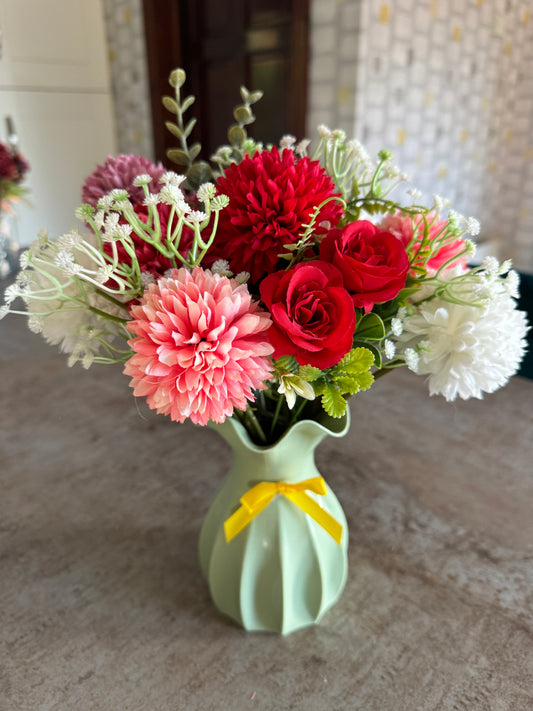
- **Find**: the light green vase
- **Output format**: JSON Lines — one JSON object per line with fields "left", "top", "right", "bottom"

{"left": 198, "top": 411, "right": 350, "bottom": 635}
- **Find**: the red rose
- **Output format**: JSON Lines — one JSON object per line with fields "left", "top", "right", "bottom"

{"left": 319, "top": 220, "right": 409, "bottom": 312}
{"left": 260, "top": 261, "right": 356, "bottom": 369}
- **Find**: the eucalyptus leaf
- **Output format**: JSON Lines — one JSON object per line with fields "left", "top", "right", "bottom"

{"left": 167, "top": 148, "right": 190, "bottom": 167}
{"left": 162, "top": 96, "right": 179, "bottom": 114}
{"left": 188, "top": 143, "right": 201, "bottom": 161}
{"left": 228, "top": 124, "right": 246, "bottom": 146}
{"left": 181, "top": 95, "right": 195, "bottom": 112}
{"left": 186, "top": 162, "right": 213, "bottom": 189}
{"left": 169, "top": 68, "right": 186, "bottom": 89}
{"left": 234, "top": 105, "right": 253, "bottom": 124}
{"left": 165, "top": 122, "right": 182, "bottom": 139}
{"left": 183, "top": 117, "right": 197, "bottom": 139}
{"left": 249, "top": 90, "right": 264, "bottom": 103}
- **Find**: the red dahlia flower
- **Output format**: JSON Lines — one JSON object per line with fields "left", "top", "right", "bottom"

{"left": 209, "top": 147, "right": 342, "bottom": 283}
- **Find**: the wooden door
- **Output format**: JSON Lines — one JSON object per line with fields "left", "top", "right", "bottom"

{"left": 143, "top": 0, "right": 309, "bottom": 165}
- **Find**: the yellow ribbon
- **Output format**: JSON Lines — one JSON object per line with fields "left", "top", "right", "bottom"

{"left": 224, "top": 476, "right": 343, "bottom": 544}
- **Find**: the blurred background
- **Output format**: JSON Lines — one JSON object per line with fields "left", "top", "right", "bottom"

{"left": 0, "top": 0, "right": 532, "bottom": 274}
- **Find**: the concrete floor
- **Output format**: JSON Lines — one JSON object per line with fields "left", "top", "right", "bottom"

{"left": 1, "top": 310, "right": 533, "bottom": 710}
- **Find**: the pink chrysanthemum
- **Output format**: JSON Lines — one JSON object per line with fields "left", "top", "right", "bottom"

{"left": 208, "top": 147, "right": 343, "bottom": 283}
{"left": 82, "top": 154, "right": 166, "bottom": 206}
{"left": 124, "top": 267, "right": 274, "bottom": 425}
{"left": 379, "top": 211, "right": 467, "bottom": 273}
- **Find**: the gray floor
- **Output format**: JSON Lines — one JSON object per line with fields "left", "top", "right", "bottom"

{"left": 1, "top": 308, "right": 532, "bottom": 710}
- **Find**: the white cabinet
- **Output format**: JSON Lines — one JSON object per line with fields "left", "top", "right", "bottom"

{"left": 0, "top": 0, "right": 116, "bottom": 246}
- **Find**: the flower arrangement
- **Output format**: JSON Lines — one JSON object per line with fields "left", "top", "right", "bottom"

{"left": 0, "top": 139, "right": 29, "bottom": 210}
{"left": 2, "top": 69, "right": 529, "bottom": 445}
{"left": 0, "top": 135, "right": 30, "bottom": 278}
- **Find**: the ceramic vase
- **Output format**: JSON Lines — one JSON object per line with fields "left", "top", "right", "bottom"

{"left": 198, "top": 411, "right": 350, "bottom": 634}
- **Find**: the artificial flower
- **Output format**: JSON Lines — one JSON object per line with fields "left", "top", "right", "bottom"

{"left": 82, "top": 154, "right": 166, "bottom": 207}
{"left": 319, "top": 220, "right": 409, "bottom": 312}
{"left": 104, "top": 203, "right": 193, "bottom": 280}
{"left": 209, "top": 147, "right": 342, "bottom": 283}
{"left": 124, "top": 267, "right": 274, "bottom": 425}
{"left": 260, "top": 261, "right": 356, "bottom": 369}
{"left": 379, "top": 211, "right": 467, "bottom": 273}
{"left": 397, "top": 273, "right": 529, "bottom": 400}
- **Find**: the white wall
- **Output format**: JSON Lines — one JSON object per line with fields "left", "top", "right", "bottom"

{"left": 307, "top": 0, "right": 533, "bottom": 273}
{"left": 0, "top": 0, "right": 116, "bottom": 247}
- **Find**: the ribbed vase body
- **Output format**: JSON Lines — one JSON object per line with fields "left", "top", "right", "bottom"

{"left": 198, "top": 413, "right": 350, "bottom": 634}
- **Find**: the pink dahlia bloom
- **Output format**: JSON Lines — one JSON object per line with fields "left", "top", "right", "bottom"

{"left": 124, "top": 267, "right": 274, "bottom": 425}
{"left": 207, "top": 147, "right": 343, "bottom": 284}
{"left": 379, "top": 211, "right": 467, "bottom": 273}
{"left": 82, "top": 154, "right": 166, "bottom": 207}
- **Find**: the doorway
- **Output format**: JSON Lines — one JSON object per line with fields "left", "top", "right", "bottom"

{"left": 143, "top": 0, "right": 309, "bottom": 166}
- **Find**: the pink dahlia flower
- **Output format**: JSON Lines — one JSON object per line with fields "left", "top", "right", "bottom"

{"left": 82, "top": 154, "right": 166, "bottom": 207}
{"left": 379, "top": 211, "right": 467, "bottom": 273}
{"left": 124, "top": 267, "right": 274, "bottom": 425}
{"left": 207, "top": 147, "right": 343, "bottom": 284}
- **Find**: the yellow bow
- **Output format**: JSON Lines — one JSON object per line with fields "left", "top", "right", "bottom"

{"left": 224, "top": 476, "right": 343, "bottom": 544}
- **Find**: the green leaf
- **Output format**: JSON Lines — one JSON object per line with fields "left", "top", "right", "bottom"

{"left": 240, "top": 86, "right": 250, "bottom": 103}
{"left": 162, "top": 96, "right": 179, "bottom": 114}
{"left": 334, "top": 375, "right": 360, "bottom": 395}
{"left": 299, "top": 365, "right": 322, "bottom": 382}
{"left": 321, "top": 384, "right": 347, "bottom": 418}
{"left": 355, "top": 312, "right": 386, "bottom": 340}
{"left": 234, "top": 105, "right": 253, "bottom": 124}
{"left": 183, "top": 118, "right": 197, "bottom": 139}
{"left": 188, "top": 142, "right": 201, "bottom": 161}
{"left": 248, "top": 90, "right": 263, "bottom": 104}
{"left": 396, "top": 286, "right": 421, "bottom": 301}
{"left": 228, "top": 124, "right": 246, "bottom": 146}
{"left": 185, "top": 161, "right": 213, "bottom": 189}
{"left": 336, "top": 347, "right": 375, "bottom": 375}
{"left": 356, "top": 371, "right": 374, "bottom": 392}
{"left": 169, "top": 68, "right": 186, "bottom": 89}
{"left": 181, "top": 94, "right": 195, "bottom": 112}
{"left": 165, "top": 122, "right": 182, "bottom": 139}
{"left": 353, "top": 341, "right": 382, "bottom": 369}
{"left": 275, "top": 355, "right": 299, "bottom": 373}
{"left": 167, "top": 148, "right": 190, "bottom": 166}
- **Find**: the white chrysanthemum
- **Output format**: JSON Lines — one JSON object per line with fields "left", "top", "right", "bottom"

{"left": 398, "top": 285, "right": 529, "bottom": 401}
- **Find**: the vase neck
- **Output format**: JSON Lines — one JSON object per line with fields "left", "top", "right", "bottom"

{"left": 211, "top": 413, "right": 350, "bottom": 486}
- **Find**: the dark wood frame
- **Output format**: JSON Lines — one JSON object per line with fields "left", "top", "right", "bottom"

{"left": 142, "top": 0, "right": 309, "bottom": 166}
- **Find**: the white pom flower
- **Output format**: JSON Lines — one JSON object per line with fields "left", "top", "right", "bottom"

{"left": 384, "top": 339, "right": 396, "bottom": 360}
{"left": 280, "top": 135, "right": 296, "bottom": 149}
{"left": 196, "top": 182, "right": 216, "bottom": 203}
{"left": 398, "top": 282, "right": 529, "bottom": 401}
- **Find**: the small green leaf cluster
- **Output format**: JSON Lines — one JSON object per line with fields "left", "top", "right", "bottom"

{"left": 303, "top": 348, "right": 375, "bottom": 418}
{"left": 163, "top": 69, "right": 212, "bottom": 190}
{"left": 163, "top": 69, "right": 265, "bottom": 186}
{"left": 211, "top": 86, "right": 264, "bottom": 170}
